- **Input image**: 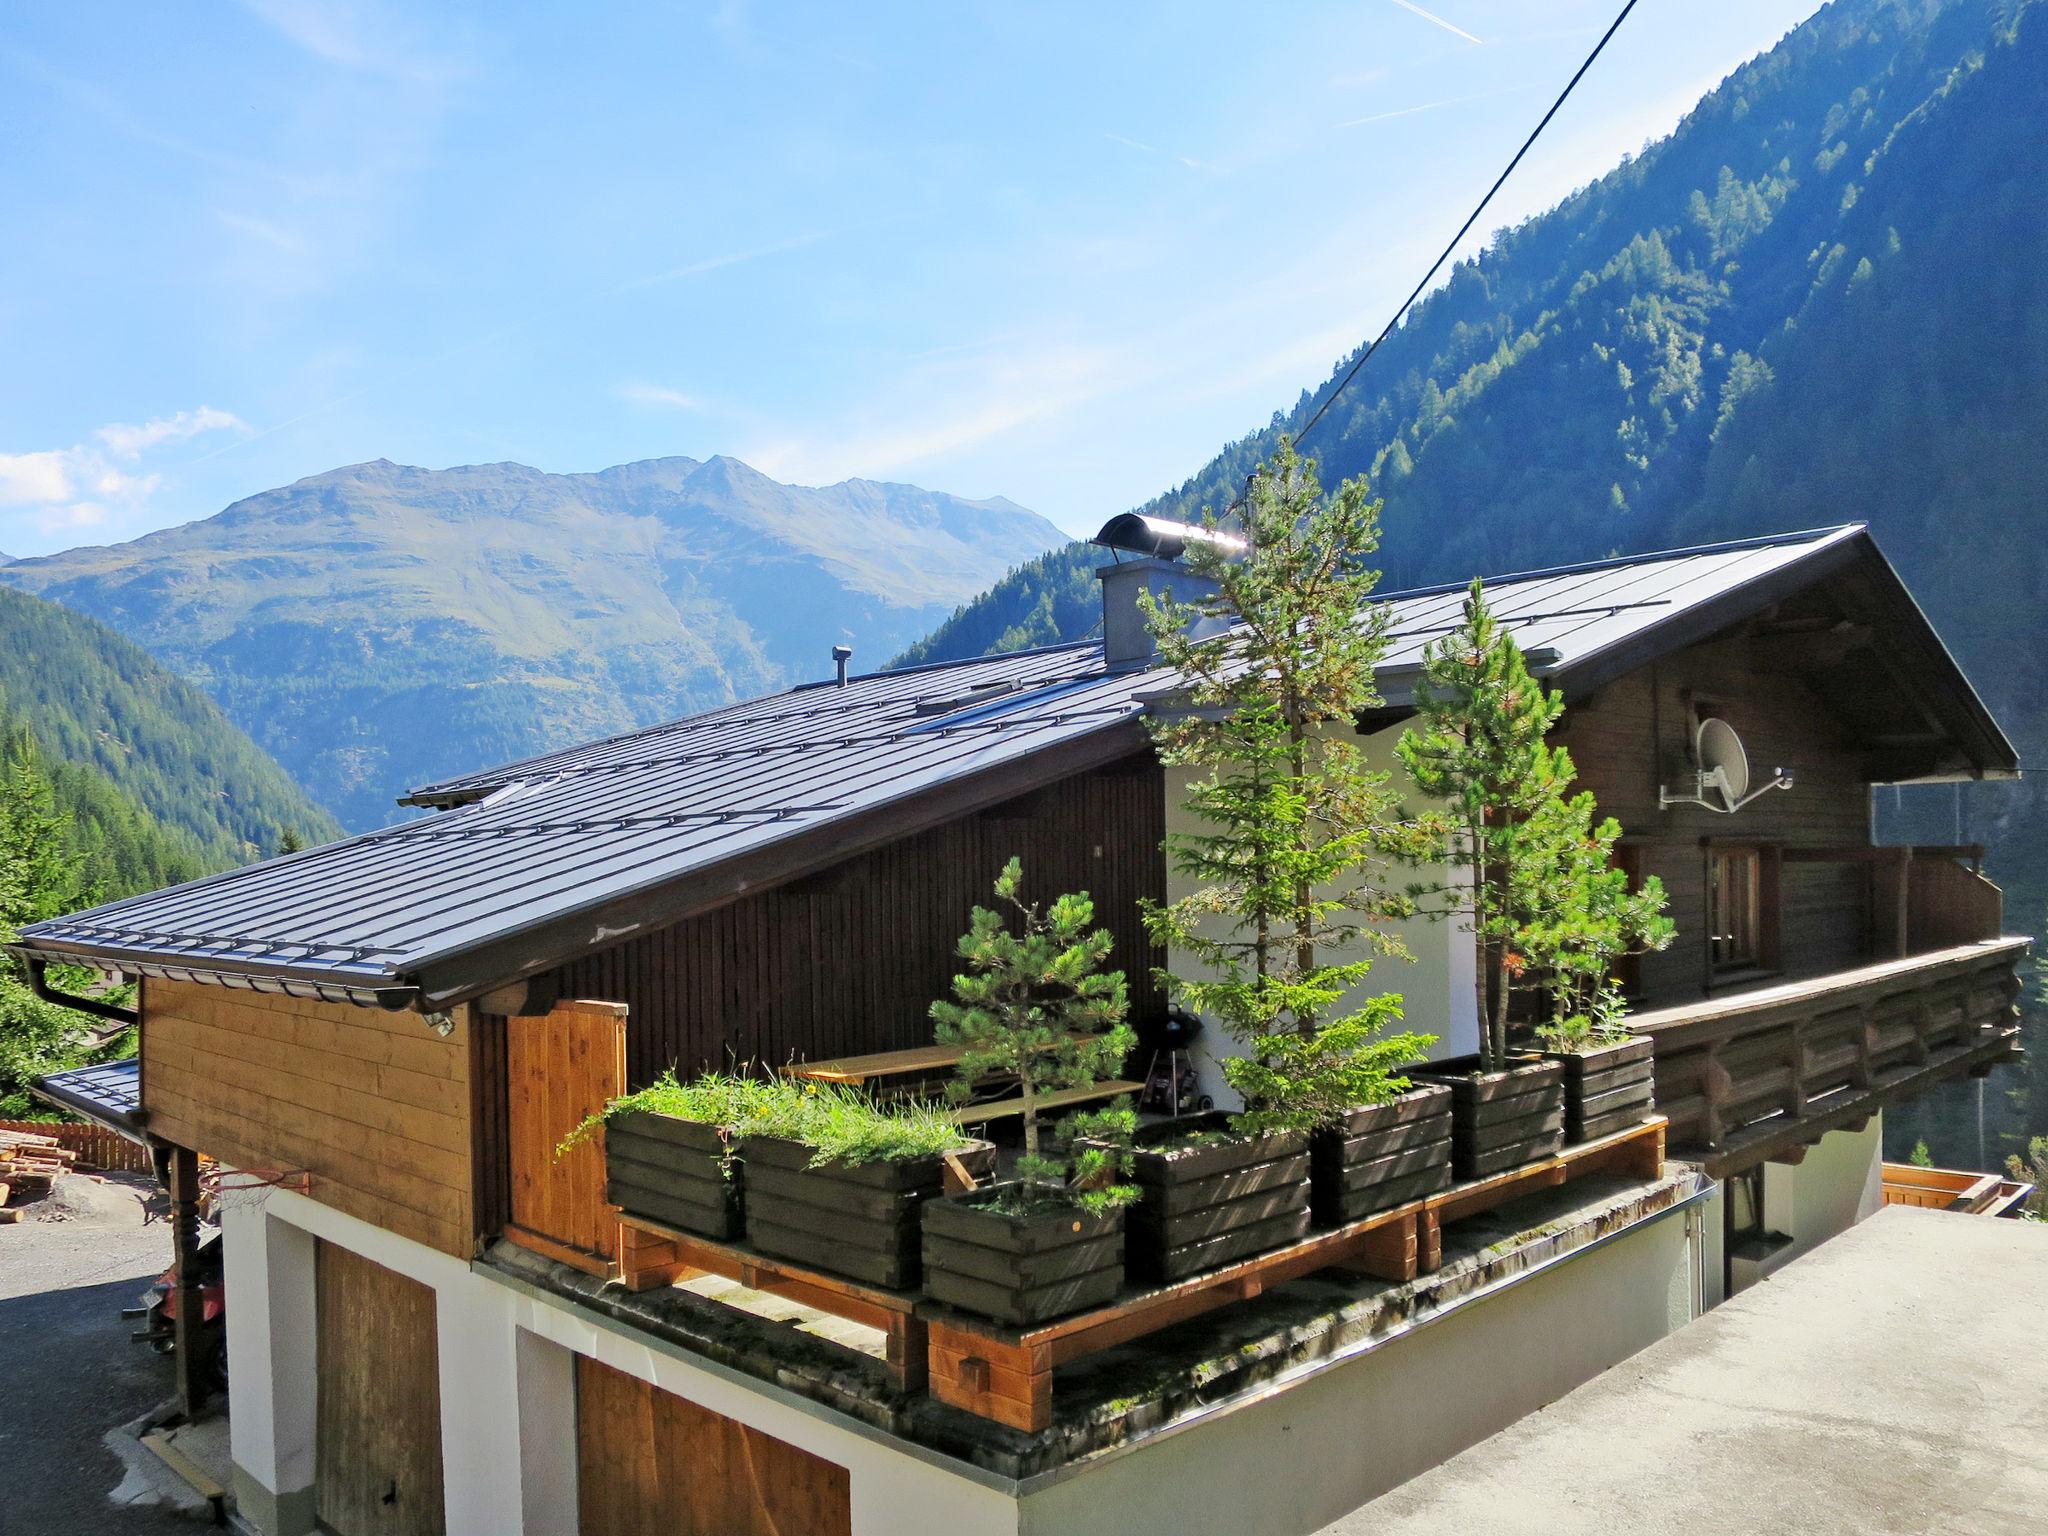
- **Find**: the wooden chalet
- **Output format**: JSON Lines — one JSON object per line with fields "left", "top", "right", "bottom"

{"left": 14, "top": 522, "right": 2027, "bottom": 1536}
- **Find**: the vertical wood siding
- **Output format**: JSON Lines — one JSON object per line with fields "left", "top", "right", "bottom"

{"left": 1560, "top": 634, "right": 1877, "bottom": 1006}
{"left": 544, "top": 754, "right": 1167, "bottom": 1088}
{"left": 316, "top": 1240, "right": 446, "bottom": 1536}
{"left": 142, "top": 980, "right": 475, "bottom": 1256}
{"left": 505, "top": 1000, "right": 624, "bottom": 1267}
{"left": 575, "top": 1355, "right": 851, "bottom": 1536}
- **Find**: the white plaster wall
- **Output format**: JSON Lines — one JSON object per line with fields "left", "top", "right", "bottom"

{"left": 1015, "top": 1202, "right": 1703, "bottom": 1536}
{"left": 222, "top": 1186, "right": 1024, "bottom": 1536}
{"left": 1762, "top": 1112, "right": 1886, "bottom": 1269}
{"left": 1163, "top": 721, "right": 1480, "bottom": 1110}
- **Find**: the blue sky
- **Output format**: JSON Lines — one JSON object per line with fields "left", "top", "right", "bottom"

{"left": 0, "top": 0, "right": 1826, "bottom": 557}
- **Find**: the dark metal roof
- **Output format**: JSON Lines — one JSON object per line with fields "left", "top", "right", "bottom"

{"left": 12, "top": 524, "right": 2014, "bottom": 1008}
{"left": 30, "top": 1059, "right": 148, "bottom": 1143}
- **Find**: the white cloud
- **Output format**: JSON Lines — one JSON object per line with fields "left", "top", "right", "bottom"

{"left": 0, "top": 451, "right": 75, "bottom": 507}
{"left": 1, "top": 408, "right": 244, "bottom": 548}
{"left": 96, "top": 406, "right": 252, "bottom": 459}
{"left": 615, "top": 383, "right": 708, "bottom": 414}
{"left": 218, "top": 210, "right": 311, "bottom": 256}
{"left": 237, "top": 0, "right": 459, "bottom": 83}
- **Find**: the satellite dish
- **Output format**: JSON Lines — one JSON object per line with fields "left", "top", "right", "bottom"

{"left": 1659, "top": 715, "right": 1794, "bottom": 813}
{"left": 1696, "top": 718, "right": 1750, "bottom": 807}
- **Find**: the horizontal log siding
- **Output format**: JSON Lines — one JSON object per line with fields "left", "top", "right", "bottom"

{"left": 544, "top": 754, "right": 1167, "bottom": 1089}
{"left": 142, "top": 978, "right": 476, "bottom": 1256}
{"left": 1560, "top": 637, "right": 1875, "bottom": 1006}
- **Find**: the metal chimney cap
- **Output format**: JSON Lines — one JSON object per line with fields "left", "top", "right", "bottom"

{"left": 1093, "top": 513, "right": 1247, "bottom": 562}
{"left": 830, "top": 644, "right": 854, "bottom": 662}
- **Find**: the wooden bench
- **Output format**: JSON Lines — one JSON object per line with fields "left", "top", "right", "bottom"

{"left": 943, "top": 1079, "right": 1145, "bottom": 1127}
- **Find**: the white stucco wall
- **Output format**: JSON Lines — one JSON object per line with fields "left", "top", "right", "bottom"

{"left": 1765, "top": 1113, "right": 1887, "bottom": 1252}
{"left": 1164, "top": 721, "right": 1480, "bottom": 1110}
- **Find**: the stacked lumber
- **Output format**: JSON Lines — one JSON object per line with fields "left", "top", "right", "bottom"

{"left": 0, "top": 1126, "right": 78, "bottom": 1222}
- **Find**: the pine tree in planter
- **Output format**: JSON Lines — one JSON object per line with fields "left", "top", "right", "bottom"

{"left": 1397, "top": 580, "right": 1672, "bottom": 1165}
{"left": 920, "top": 857, "right": 1140, "bottom": 1324}
{"left": 1139, "top": 438, "right": 1443, "bottom": 1254}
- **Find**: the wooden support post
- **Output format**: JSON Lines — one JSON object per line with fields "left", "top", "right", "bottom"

{"left": 1334, "top": 1211, "right": 1417, "bottom": 1283}
{"left": 167, "top": 1145, "right": 206, "bottom": 1420}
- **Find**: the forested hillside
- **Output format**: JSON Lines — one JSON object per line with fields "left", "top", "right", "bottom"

{"left": 0, "top": 589, "right": 342, "bottom": 1112}
{"left": 0, "top": 585, "right": 340, "bottom": 869}
{"left": 899, "top": 0, "right": 2047, "bottom": 1164}
{"left": 2, "top": 456, "right": 1062, "bottom": 829}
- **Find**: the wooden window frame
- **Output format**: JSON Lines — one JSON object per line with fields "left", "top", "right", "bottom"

{"left": 1703, "top": 839, "right": 1782, "bottom": 989}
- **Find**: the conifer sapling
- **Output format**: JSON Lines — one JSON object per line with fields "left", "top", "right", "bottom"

{"left": 931, "top": 857, "right": 1137, "bottom": 1211}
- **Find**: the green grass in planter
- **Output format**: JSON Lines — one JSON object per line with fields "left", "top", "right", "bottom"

{"left": 557, "top": 1068, "right": 802, "bottom": 1163}
{"left": 786, "top": 1084, "right": 978, "bottom": 1167}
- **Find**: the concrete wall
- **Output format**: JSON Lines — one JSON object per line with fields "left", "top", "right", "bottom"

{"left": 223, "top": 1171, "right": 1709, "bottom": 1536}
{"left": 1015, "top": 1195, "right": 1705, "bottom": 1536}
{"left": 1728, "top": 1112, "right": 1886, "bottom": 1293}
{"left": 1166, "top": 722, "right": 1481, "bottom": 1111}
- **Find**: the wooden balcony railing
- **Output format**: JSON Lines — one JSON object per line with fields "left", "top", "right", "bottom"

{"left": 1781, "top": 843, "right": 2003, "bottom": 959}
{"left": 1631, "top": 937, "right": 2028, "bottom": 1177}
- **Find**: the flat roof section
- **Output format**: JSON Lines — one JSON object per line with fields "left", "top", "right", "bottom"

{"left": 1328, "top": 1204, "right": 2048, "bottom": 1535}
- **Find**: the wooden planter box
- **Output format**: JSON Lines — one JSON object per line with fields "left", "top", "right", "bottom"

{"left": 1415, "top": 1057, "right": 1565, "bottom": 1179}
{"left": 1122, "top": 1113, "right": 1311, "bottom": 1283}
{"left": 742, "top": 1136, "right": 996, "bottom": 1290}
{"left": 1539, "top": 1036, "right": 1656, "bottom": 1144}
{"left": 1309, "top": 1082, "right": 1454, "bottom": 1226}
{"left": 604, "top": 1112, "right": 742, "bottom": 1241}
{"left": 922, "top": 1184, "right": 1125, "bottom": 1326}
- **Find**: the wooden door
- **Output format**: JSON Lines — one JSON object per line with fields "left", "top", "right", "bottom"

{"left": 576, "top": 1356, "right": 851, "bottom": 1536}
{"left": 506, "top": 1000, "right": 626, "bottom": 1273}
{"left": 316, "top": 1241, "right": 446, "bottom": 1536}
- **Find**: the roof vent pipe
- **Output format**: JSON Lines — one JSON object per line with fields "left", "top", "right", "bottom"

{"left": 1091, "top": 515, "right": 1243, "bottom": 669}
{"left": 832, "top": 644, "right": 854, "bottom": 688}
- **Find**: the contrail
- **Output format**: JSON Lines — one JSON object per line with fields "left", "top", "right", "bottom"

{"left": 1388, "top": 0, "right": 1484, "bottom": 46}
{"left": 1336, "top": 83, "right": 1530, "bottom": 128}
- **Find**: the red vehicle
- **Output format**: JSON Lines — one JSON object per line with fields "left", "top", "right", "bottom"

{"left": 136, "top": 1229, "right": 229, "bottom": 1396}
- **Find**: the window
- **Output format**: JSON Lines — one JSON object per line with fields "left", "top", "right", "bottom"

{"left": 1708, "top": 845, "right": 1766, "bottom": 971}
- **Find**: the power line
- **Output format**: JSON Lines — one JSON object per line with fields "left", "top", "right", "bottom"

{"left": 1289, "top": 0, "right": 1642, "bottom": 453}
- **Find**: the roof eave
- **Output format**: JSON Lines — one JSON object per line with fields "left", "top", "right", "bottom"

{"left": 406, "top": 716, "right": 1154, "bottom": 1010}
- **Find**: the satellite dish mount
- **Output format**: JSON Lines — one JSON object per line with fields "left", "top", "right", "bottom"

{"left": 1660, "top": 716, "right": 1795, "bottom": 814}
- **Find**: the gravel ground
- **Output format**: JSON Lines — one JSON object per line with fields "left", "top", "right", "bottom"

{"left": 0, "top": 1169, "right": 217, "bottom": 1532}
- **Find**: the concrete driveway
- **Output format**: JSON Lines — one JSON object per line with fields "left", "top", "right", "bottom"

{"left": 0, "top": 1170, "right": 215, "bottom": 1532}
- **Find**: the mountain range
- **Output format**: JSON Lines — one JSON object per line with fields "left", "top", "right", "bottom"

{"left": 2, "top": 456, "right": 1063, "bottom": 829}
{"left": 902, "top": 0, "right": 2048, "bottom": 922}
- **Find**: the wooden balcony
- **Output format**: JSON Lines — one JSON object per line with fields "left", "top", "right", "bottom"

{"left": 1632, "top": 937, "right": 2028, "bottom": 1178}
{"left": 1881, "top": 1162, "right": 2037, "bottom": 1218}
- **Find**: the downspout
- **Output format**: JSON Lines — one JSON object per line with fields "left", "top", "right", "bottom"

{"left": 25, "top": 955, "right": 140, "bottom": 1027}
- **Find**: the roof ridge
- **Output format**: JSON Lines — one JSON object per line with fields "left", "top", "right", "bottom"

{"left": 1376, "top": 524, "right": 1865, "bottom": 604}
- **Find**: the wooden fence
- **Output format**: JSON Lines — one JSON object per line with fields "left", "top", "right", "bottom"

{"left": 0, "top": 1119, "right": 154, "bottom": 1174}
{"left": 503, "top": 1000, "right": 627, "bottom": 1277}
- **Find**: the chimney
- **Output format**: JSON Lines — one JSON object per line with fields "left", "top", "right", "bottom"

{"left": 832, "top": 644, "right": 854, "bottom": 687}
{"left": 1092, "top": 514, "right": 1243, "bottom": 668}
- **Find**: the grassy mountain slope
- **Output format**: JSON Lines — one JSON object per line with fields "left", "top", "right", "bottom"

{"left": 902, "top": 0, "right": 2046, "bottom": 896}
{"left": 3, "top": 455, "right": 1063, "bottom": 829}
{"left": 0, "top": 584, "right": 340, "bottom": 870}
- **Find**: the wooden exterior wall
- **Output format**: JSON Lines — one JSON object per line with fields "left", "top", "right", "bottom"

{"left": 1559, "top": 632, "right": 1876, "bottom": 1006}
{"left": 543, "top": 753, "right": 1168, "bottom": 1088}
{"left": 142, "top": 978, "right": 477, "bottom": 1257}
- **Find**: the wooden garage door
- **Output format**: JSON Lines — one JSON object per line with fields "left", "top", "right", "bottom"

{"left": 316, "top": 1241, "right": 446, "bottom": 1536}
{"left": 576, "top": 1356, "right": 851, "bottom": 1536}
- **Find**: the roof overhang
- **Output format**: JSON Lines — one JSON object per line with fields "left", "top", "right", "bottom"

{"left": 1361, "top": 527, "right": 2020, "bottom": 783}
{"left": 29, "top": 1059, "right": 153, "bottom": 1147}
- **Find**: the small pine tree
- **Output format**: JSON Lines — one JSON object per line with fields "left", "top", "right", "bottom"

{"left": 1398, "top": 580, "right": 1671, "bottom": 1071}
{"left": 276, "top": 825, "right": 305, "bottom": 856}
{"left": 1140, "top": 437, "right": 1436, "bottom": 1134}
{"left": 931, "top": 858, "right": 1137, "bottom": 1207}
